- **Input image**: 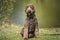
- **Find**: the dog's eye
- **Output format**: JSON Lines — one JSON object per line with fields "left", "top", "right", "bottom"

{"left": 30, "top": 6, "right": 34, "bottom": 9}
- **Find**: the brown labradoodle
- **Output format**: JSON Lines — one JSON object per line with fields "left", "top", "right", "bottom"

{"left": 20, "top": 4, "right": 39, "bottom": 40}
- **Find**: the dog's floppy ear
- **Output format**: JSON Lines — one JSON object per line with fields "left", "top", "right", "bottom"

{"left": 32, "top": 7, "right": 35, "bottom": 13}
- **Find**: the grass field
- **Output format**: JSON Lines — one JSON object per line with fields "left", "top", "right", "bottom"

{"left": 0, "top": 23, "right": 60, "bottom": 40}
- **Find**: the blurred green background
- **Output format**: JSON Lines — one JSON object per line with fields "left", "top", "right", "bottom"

{"left": 0, "top": 0, "right": 60, "bottom": 28}
{"left": 0, "top": 0, "right": 60, "bottom": 40}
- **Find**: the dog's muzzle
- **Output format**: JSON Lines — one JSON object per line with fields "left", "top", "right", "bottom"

{"left": 28, "top": 10, "right": 31, "bottom": 13}
{"left": 27, "top": 13, "right": 35, "bottom": 19}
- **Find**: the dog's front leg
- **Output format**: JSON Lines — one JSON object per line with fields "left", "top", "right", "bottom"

{"left": 23, "top": 19, "right": 29, "bottom": 40}
{"left": 23, "top": 27, "right": 28, "bottom": 40}
{"left": 35, "top": 19, "right": 39, "bottom": 38}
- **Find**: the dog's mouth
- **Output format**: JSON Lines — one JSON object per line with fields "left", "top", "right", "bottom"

{"left": 27, "top": 12, "right": 32, "bottom": 15}
{"left": 27, "top": 13, "right": 35, "bottom": 19}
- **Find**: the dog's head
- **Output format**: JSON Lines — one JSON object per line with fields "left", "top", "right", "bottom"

{"left": 25, "top": 4, "right": 35, "bottom": 18}
{"left": 25, "top": 4, "right": 35, "bottom": 13}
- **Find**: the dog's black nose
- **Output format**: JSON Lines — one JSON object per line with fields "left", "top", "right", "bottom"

{"left": 28, "top": 10, "right": 31, "bottom": 13}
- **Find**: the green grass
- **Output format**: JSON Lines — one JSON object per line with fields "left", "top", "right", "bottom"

{"left": 29, "top": 35, "right": 60, "bottom": 40}
{"left": 0, "top": 23, "right": 60, "bottom": 40}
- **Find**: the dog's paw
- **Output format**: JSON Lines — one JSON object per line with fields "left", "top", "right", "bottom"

{"left": 24, "top": 38, "right": 28, "bottom": 40}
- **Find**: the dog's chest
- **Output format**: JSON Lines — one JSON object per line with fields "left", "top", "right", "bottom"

{"left": 28, "top": 18, "right": 36, "bottom": 32}
{"left": 29, "top": 19, "right": 35, "bottom": 26}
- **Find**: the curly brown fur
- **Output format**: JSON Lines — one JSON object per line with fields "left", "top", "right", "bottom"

{"left": 20, "top": 4, "right": 39, "bottom": 40}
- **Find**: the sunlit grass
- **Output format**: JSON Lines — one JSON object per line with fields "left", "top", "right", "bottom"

{"left": 0, "top": 22, "right": 60, "bottom": 40}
